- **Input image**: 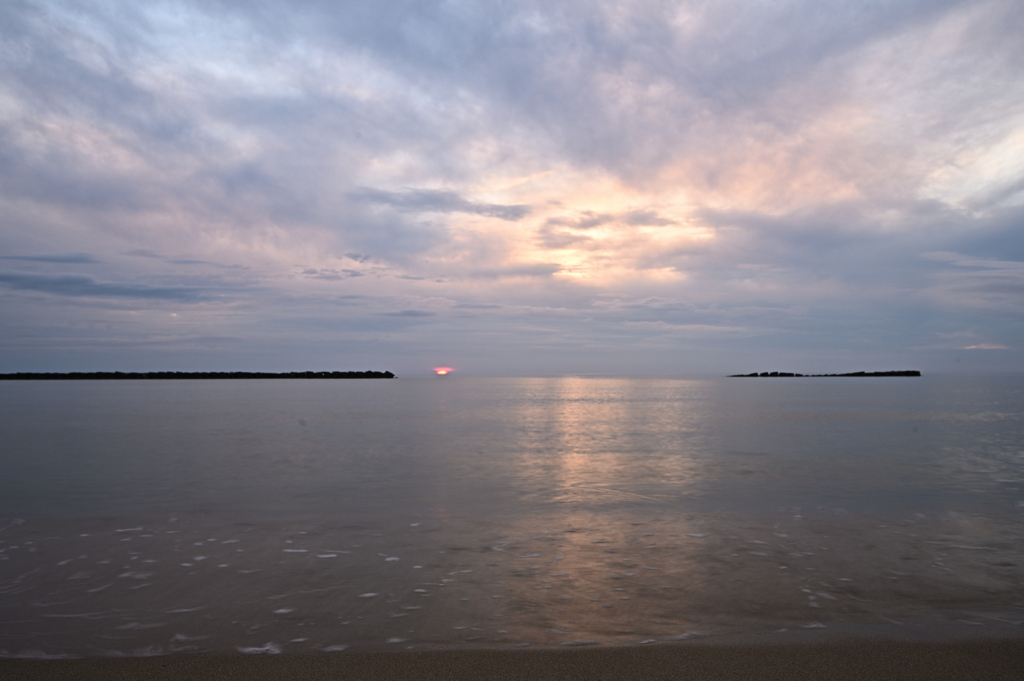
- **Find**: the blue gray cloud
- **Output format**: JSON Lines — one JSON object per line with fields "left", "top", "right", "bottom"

{"left": 0, "top": 253, "right": 100, "bottom": 264}
{"left": 0, "top": 273, "right": 209, "bottom": 301}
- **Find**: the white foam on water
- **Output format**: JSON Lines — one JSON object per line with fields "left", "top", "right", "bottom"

{"left": 317, "top": 554, "right": 337, "bottom": 558}
{"left": 0, "top": 650, "right": 81, "bottom": 660}
{"left": 167, "top": 607, "right": 203, "bottom": 613}
{"left": 358, "top": 593, "right": 378, "bottom": 598}
{"left": 385, "top": 556, "right": 399, "bottom": 561}
{"left": 115, "top": 527, "right": 143, "bottom": 533}
{"left": 86, "top": 584, "right": 112, "bottom": 593}
{"left": 323, "top": 644, "right": 349, "bottom": 652}
{"left": 283, "top": 549, "right": 308, "bottom": 553}
{"left": 387, "top": 638, "right": 407, "bottom": 644}
{"left": 238, "top": 643, "right": 281, "bottom": 654}
{"left": 290, "top": 638, "right": 308, "bottom": 642}
{"left": 274, "top": 608, "right": 294, "bottom": 614}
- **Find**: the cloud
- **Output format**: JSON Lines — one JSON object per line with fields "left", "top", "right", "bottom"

{"left": 0, "top": 253, "right": 100, "bottom": 264}
{"left": 545, "top": 209, "right": 677, "bottom": 231}
{"left": 469, "top": 263, "right": 562, "bottom": 279}
{"left": 350, "top": 188, "right": 531, "bottom": 221}
{"left": 960, "top": 343, "right": 1010, "bottom": 350}
{"left": 537, "top": 223, "right": 594, "bottom": 249}
{"left": 302, "top": 268, "right": 364, "bottom": 280}
{"left": 381, "top": 309, "right": 435, "bottom": 317}
{"left": 920, "top": 251, "right": 1024, "bottom": 314}
{"left": 0, "top": 272, "right": 209, "bottom": 301}
{"left": 623, "top": 210, "right": 677, "bottom": 227}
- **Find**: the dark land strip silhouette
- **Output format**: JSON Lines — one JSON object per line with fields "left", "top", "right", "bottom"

{"left": 0, "top": 371, "right": 396, "bottom": 380}
{"left": 730, "top": 370, "right": 920, "bottom": 377}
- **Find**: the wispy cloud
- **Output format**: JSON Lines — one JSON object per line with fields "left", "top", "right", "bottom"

{"left": 0, "top": 273, "right": 209, "bottom": 301}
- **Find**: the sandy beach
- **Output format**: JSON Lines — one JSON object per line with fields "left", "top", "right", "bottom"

{"left": 4, "top": 637, "right": 1024, "bottom": 681}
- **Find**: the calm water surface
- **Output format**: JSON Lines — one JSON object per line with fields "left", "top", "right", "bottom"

{"left": 1, "top": 375, "right": 1023, "bottom": 657}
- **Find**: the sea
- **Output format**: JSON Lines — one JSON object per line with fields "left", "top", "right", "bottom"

{"left": 1, "top": 374, "right": 1023, "bottom": 658}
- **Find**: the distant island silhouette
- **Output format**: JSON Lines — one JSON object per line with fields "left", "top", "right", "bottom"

{"left": 729, "top": 370, "right": 920, "bottom": 377}
{"left": 0, "top": 371, "right": 396, "bottom": 380}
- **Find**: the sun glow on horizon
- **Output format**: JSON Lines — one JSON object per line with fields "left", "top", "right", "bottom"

{"left": 433, "top": 367, "right": 454, "bottom": 375}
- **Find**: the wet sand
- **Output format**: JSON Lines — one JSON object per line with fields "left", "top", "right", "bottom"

{"left": 4, "top": 638, "right": 1023, "bottom": 681}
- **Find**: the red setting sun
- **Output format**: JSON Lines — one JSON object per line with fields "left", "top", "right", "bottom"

{"left": 433, "top": 367, "right": 454, "bottom": 376}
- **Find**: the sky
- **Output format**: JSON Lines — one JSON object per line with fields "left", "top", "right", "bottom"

{"left": 1, "top": 0, "right": 1022, "bottom": 376}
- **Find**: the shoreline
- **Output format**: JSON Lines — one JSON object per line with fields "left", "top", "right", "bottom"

{"left": 5, "top": 636, "right": 1024, "bottom": 680}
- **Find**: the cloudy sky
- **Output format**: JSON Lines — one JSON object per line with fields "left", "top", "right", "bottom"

{"left": 1, "top": 0, "right": 1022, "bottom": 375}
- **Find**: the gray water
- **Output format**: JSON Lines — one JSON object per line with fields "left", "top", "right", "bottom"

{"left": 1, "top": 375, "right": 1023, "bottom": 657}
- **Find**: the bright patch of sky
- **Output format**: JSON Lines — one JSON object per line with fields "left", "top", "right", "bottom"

{"left": 1, "top": 0, "right": 1021, "bottom": 375}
